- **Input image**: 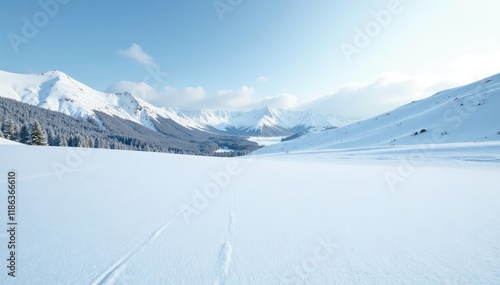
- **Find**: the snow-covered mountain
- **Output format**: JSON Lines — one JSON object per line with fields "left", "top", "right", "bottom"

{"left": 0, "top": 70, "right": 201, "bottom": 131}
{"left": 255, "top": 73, "right": 500, "bottom": 154}
{"left": 0, "top": 70, "right": 347, "bottom": 136}
{"left": 180, "top": 107, "right": 349, "bottom": 136}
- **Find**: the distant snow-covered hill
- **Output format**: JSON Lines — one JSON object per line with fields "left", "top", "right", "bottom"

{"left": 254, "top": 73, "right": 500, "bottom": 154}
{"left": 0, "top": 70, "right": 347, "bottom": 136}
{"left": 180, "top": 107, "right": 349, "bottom": 136}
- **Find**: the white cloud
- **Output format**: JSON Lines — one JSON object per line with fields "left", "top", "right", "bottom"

{"left": 163, "top": 86, "right": 208, "bottom": 108}
{"left": 106, "top": 81, "right": 159, "bottom": 101}
{"left": 106, "top": 81, "right": 299, "bottom": 111}
{"left": 106, "top": 73, "right": 442, "bottom": 116}
{"left": 300, "top": 49, "right": 500, "bottom": 120}
{"left": 256, "top": 76, "right": 269, "bottom": 83}
{"left": 106, "top": 72, "right": 447, "bottom": 117}
{"left": 107, "top": 49, "right": 500, "bottom": 116}
{"left": 118, "top": 43, "right": 157, "bottom": 67}
{"left": 450, "top": 49, "right": 500, "bottom": 83}
{"left": 214, "top": 86, "right": 255, "bottom": 108}
{"left": 261, "top": 93, "right": 298, "bottom": 109}
{"left": 299, "top": 71, "right": 456, "bottom": 120}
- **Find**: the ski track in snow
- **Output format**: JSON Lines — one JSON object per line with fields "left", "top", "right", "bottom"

{"left": 214, "top": 211, "right": 235, "bottom": 285}
{"left": 0, "top": 167, "right": 103, "bottom": 183}
{"left": 91, "top": 203, "right": 193, "bottom": 285}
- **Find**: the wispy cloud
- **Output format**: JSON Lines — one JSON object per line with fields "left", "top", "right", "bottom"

{"left": 106, "top": 81, "right": 299, "bottom": 111}
{"left": 300, "top": 49, "right": 500, "bottom": 120}
{"left": 256, "top": 76, "right": 269, "bottom": 83}
{"left": 105, "top": 81, "right": 158, "bottom": 101}
{"left": 299, "top": 71, "right": 450, "bottom": 120}
{"left": 162, "top": 86, "right": 299, "bottom": 111}
{"left": 106, "top": 73, "right": 447, "bottom": 117}
{"left": 118, "top": 43, "right": 157, "bottom": 67}
{"left": 108, "top": 49, "right": 500, "bottom": 116}
{"left": 450, "top": 49, "right": 500, "bottom": 83}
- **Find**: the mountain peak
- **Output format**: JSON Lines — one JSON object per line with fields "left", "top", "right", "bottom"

{"left": 0, "top": 69, "right": 349, "bottom": 137}
{"left": 174, "top": 106, "right": 347, "bottom": 136}
{"left": 39, "top": 70, "right": 67, "bottom": 78}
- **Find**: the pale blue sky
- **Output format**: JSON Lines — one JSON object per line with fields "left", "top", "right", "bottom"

{"left": 2, "top": 0, "right": 500, "bottom": 119}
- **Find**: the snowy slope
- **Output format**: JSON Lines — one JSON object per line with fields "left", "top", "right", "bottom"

{"left": 1, "top": 143, "right": 500, "bottom": 284}
{"left": 0, "top": 138, "right": 21, "bottom": 145}
{"left": 255, "top": 74, "right": 500, "bottom": 154}
{"left": 0, "top": 70, "right": 348, "bottom": 136}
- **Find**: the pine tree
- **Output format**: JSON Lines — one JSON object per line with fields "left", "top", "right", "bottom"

{"left": 46, "top": 128, "right": 56, "bottom": 145}
{"left": 101, "top": 140, "right": 109, "bottom": 149}
{"left": 31, "top": 120, "right": 48, "bottom": 146}
{"left": 59, "top": 135, "right": 68, "bottom": 146}
{"left": 52, "top": 134, "right": 61, "bottom": 146}
{"left": 86, "top": 137, "right": 94, "bottom": 148}
{"left": 18, "top": 123, "right": 31, "bottom": 144}
{"left": 0, "top": 129, "right": 4, "bottom": 138}
{"left": 77, "top": 136, "right": 86, "bottom": 147}
{"left": 1, "top": 120, "right": 8, "bottom": 139}
{"left": 94, "top": 137, "right": 101, "bottom": 148}
{"left": 10, "top": 123, "right": 19, "bottom": 141}
{"left": 2, "top": 119, "right": 14, "bottom": 140}
{"left": 67, "top": 136, "right": 75, "bottom": 147}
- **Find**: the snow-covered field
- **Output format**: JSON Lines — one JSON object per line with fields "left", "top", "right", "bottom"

{"left": 1, "top": 143, "right": 499, "bottom": 284}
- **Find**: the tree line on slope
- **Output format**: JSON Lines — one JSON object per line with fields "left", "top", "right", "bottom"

{"left": 1, "top": 118, "right": 48, "bottom": 145}
{"left": 0, "top": 97, "right": 259, "bottom": 156}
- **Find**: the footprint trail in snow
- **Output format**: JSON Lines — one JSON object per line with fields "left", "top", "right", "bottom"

{"left": 214, "top": 211, "right": 235, "bottom": 285}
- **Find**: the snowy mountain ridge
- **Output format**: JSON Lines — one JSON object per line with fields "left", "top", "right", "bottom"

{"left": 255, "top": 73, "right": 500, "bottom": 154}
{"left": 180, "top": 107, "right": 349, "bottom": 136}
{"left": 0, "top": 70, "right": 347, "bottom": 136}
{"left": 0, "top": 70, "right": 202, "bottom": 131}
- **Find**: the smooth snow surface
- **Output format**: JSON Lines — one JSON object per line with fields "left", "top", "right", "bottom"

{"left": 1, "top": 143, "right": 499, "bottom": 284}
{"left": 0, "top": 138, "right": 21, "bottom": 145}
